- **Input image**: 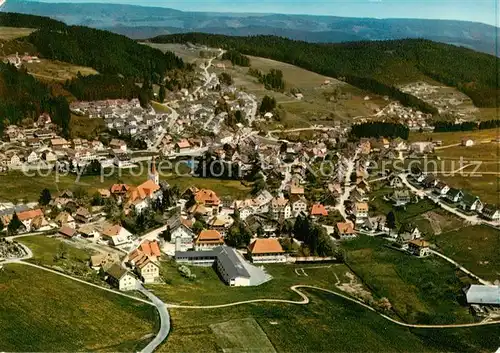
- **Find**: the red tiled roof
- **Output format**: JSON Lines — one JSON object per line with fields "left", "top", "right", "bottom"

{"left": 248, "top": 238, "right": 284, "bottom": 254}
{"left": 311, "top": 204, "right": 328, "bottom": 216}
{"left": 195, "top": 230, "right": 224, "bottom": 244}
{"left": 17, "top": 209, "right": 43, "bottom": 221}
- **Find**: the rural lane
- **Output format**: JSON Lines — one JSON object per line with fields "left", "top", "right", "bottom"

{"left": 138, "top": 285, "right": 171, "bottom": 353}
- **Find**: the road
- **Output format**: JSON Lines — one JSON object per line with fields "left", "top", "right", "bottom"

{"left": 167, "top": 284, "right": 500, "bottom": 329}
{"left": 399, "top": 173, "right": 482, "bottom": 225}
{"left": 334, "top": 149, "right": 359, "bottom": 220}
{"left": 138, "top": 285, "right": 171, "bottom": 353}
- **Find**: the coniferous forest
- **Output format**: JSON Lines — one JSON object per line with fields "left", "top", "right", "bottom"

{"left": 152, "top": 33, "right": 499, "bottom": 109}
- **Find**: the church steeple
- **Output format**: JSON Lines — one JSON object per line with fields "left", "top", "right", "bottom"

{"left": 149, "top": 157, "right": 159, "bottom": 185}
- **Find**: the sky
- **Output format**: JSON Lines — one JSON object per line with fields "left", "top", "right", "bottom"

{"left": 34, "top": 0, "right": 499, "bottom": 26}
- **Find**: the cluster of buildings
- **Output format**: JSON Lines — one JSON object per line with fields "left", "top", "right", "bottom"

{"left": 2, "top": 52, "right": 40, "bottom": 68}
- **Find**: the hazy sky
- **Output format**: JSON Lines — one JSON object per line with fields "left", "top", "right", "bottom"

{"left": 35, "top": 0, "right": 499, "bottom": 26}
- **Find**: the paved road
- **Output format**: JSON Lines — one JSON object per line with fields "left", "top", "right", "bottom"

{"left": 138, "top": 285, "right": 171, "bottom": 353}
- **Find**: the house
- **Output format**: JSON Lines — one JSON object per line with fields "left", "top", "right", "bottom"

{"left": 50, "top": 138, "right": 70, "bottom": 149}
{"left": 194, "top": 229, "right": 225, "bottom": 251}
{"left": 58, "top": 225, "right": 77, "bottom": 238}
{"left": 97, "top": 189, "right": 111, "bottom": 199}
{"left": 460, "top": 193, "right": 483, "bottom": 213}
{"left": 79, "top": 224, "right": 100, "bottom": 238}
{"left": 391, "top": 189, "right": 411, "bottom": 206}
{"left": 175, "top": 139, "right": 191, "bottom": 152}
{"left": 254, "top": 190, "right": 273, "bottom": 206}
{"left": 408, "top": 239, "right": 431, "bottom": 257}
{"left": 290, "top": 186, "right": 305, "bottom": 196}
{"left": 169, "top": 219, "right": 195, "bottom": 251}
{"left": 16, "top": 209, "right": 45, "bottom": 232}
{"left": 105, "top": 263, "right": 137, "bottom": 291}
{"left": 421, "top": 175, "right": 438, "bottom": 189}
{"left": 101, "top": 224, "right": 133, "bottom": 246}
{"left": 137, "top": 240, "right": 161, "bottom": 261}
{"left": 410, "top": 142, "right": 434, "bottom": 154}
{"left": 388, "top": 174, "right": 405, "bottom": 188}
{"left": 481, "top": 205, "right": 500, "bottom": 221}
{"left": 434, "top": 181, "right": 450, "bottom": 196}
{"left": 74, "top": 207, "right": 92, "bottom": 223}
{"left": 207, "top": 215, "right": 232, "bottom": 236}
{"left": 397, "top": 224, "right": 422, "bottom": 249}
{"left": 310, "top": 204, "right": 328, "bottom": 218}
{"left": 110, "top": 184, "right": 130, "bottom": 197}
{"left": 353, "top": 202, "right": 369, "bottom": 222}
{"left": 55, "top": 212, "right": 76, "bottom": 228}
{"left": 465, "top": 285, "right": 500, "bottom": 305}
{"left": 336, "top": 222, "right": 356, "bottom": 239}
{"left": 194, "top": 189, "right": 221, "bottom": 208}
{"left": 134, "top": 256, "right": 160, "bottom": 284}
{"left": 446, "top": 188, "right": 464, "bottom": 203}
{"left": 271, "top": 197, "right": 292, "bottom": 220}
{"left": 110, "top": 139, "right": 127, "bottom": 152}
{"left": 461, "top": 138, "right": 474, "bottom": 147}
{"left": 291, "top": 197, "right": 308, "bottom": 217}
{"left": 26, "top": 151, "right": 39, "bottom": 164}
{"left": 126, "top": 179, "right": 161, "bottom": 212}
{"left": 247, "top": 238, "right": 286, "bottom": 264}
{"left": 90, "top": 252, "right": 118, "bottom": 271}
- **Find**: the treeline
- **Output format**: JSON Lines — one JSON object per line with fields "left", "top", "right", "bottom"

{"left": 26, "top": 26, "right": 185, "bottom": 81}
{"left": 0, "top": 63, "right": 70, "bottom": 136}
{"left": 0, "top": 12, "right": 66, "bottom": 30}
{"left": 65, "top": 74, "right": 139, "bottom": 101}
{"left": 350, "top": 122, "right": 410, "bottom": 140}
{"left": 151, "top": 33, "right": 499, "bottom": 108}
{"left": 433, "top": 119, "right": 500, "bottom": 133}
{"left": 249, "top": 68, "right": 285, "bottom": 92}
{"left": 222, "top": 50, "right": 250, "bottom": 67}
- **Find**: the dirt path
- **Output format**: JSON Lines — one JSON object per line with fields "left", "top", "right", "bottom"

{"left": 167, "top": 285, "right": 500, "bottom": 329}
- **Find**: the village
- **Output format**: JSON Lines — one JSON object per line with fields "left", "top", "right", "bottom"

{"left": 0, "top": 44, "right": 499, "bottom": 353}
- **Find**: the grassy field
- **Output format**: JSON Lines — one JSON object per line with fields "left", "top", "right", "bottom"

{"left": 435, "top": 143, "right": 500, "bottom": 161}
{"left": 342, "top": 236, "right": 475, "bottom": 325}
{"left": 428, "top": 225, "right": 500, "bottom": 283}
{"left": 20, "top": 236, "right": 90, "bottom": 266}
{"left": 25, "top": 59, "right": 98, "bottom": 81}
{"left": 69, "top": 115, "right": 106, "bottom": 139}
{"left": 0, "top": 26, "right": 35, "bottom": 40}
{"left": 0, "top": 168, "right": 251, "bottom": 202}
{"left": 409, "top": 128, "right": 499, "bottom": 145}
{"left": 150, "top": 261, "right": 355, "bottom": 306}
{"left": 160, "top": 288, "right": 499, "bottom": 353}
{"left": 0, "top": 264, "right": 157, "bottom": 352}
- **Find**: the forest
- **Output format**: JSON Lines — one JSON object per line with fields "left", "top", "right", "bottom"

{"left": 0, "top": 63, "right": 70, "bottom": 136}
{"left": 433, "top": 119, "right": 500, "bottom": 133}
{"left": 152, "top": 33, "right": 499, "bottom": 108}
{"left": 350, "top": 122, "right": 410, "bottom": 140}
{"left": 0, "top": 12, "right": 65, "bottom": 30}
{"left": 26, "top": 26, "right": 185, "bottom": 81}
{"left": 65, "top": 74, "right": 140, "bottom": 101}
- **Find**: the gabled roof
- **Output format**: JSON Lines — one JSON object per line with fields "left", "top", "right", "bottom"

{"left": 311, "top": 204, "right": 328, "bottom": 216}
{"left": 194, "top": 189, "right": 220, "bottom": 205}
{"left": 248, "top": 238, "right": 284, "bottom": 254}
{"left": 17, "top": 209, "right": 43, "bottom": 221}
{"left": 106, "top": 263, "right": 130, "bottom": 280}
{"left": 196, "top": 229, "right": 224, "bottom": 244}
{"left": 140, "top": 240, "right": 161, "bottom": 257}
{"left": 110, "top": 184, "right": 130, "bottom": 193}
{"left": 336, "top": 222, "right": 355, "bottom": 234}
{"left": 461, "top": 193, "right": 480, "bottom": 207}
{"left": 59, "top": 225, "right": 76, "bottom": 237}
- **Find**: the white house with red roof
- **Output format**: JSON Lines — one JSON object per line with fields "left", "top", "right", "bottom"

{"left": 247, "top": 238, "right": 286, "bottom": 264}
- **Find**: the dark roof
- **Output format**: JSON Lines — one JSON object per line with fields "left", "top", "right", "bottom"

{"left": 461, "top": 193, "right": 480, "bottom": 207}
{"left": 215, "top": 246, "right": 250, "bottom": 279}
{"left": 106, "top": 263, "right": 129, "bottom": 280}
{"left": 447, "top": 188, "right": 463, "bottom": 198}
{"left": 175, "top": 250, "right": 217, "bottom": 260}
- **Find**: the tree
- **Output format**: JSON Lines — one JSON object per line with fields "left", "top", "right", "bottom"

{"left": 91, "top": 192, "right": 104, "bottom": 206}
{"left": 386, "top": 211, "right": 396, "bottom": 234}
{"left": 219, "top": 72, "right": 233, "bottom": 86}
{"left": 159, "top": 85, "right": 166, "bottom": 103}
{"left": 7, "top": 213, "right": 23, "bottom": 235}
{"left": 39, "top": 188, "right": 52, "bottom": 206}
{"left": 192, "top": 221, "right": 204, "bottom": 235}
{"left": 225, "top": 222, "right": 252, "bottom": 248}
{"left": 160, "top": 226, "right": 172, "bottom": 242}
{"left": 259, "top": 95, "right": 277, "bottom": 114}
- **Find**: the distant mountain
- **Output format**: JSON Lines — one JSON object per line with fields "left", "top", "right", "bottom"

{"left": 4, "top": 1, "right": 499, "bottom": 55}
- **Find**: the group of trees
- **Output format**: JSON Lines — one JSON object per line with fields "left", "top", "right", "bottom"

{"left": 350, "top": 122, "right": 410, "bottom": 140}
{"left": 218, "top": 72, "right": 233, "bottom": 86}
{"left": 293, "top": 215, "right": 336, "bottom": 257}
{"left": 0, "top": 63, "right": 71, "bottom": 136}
{"left": 433, "top": 119, "right": 500, "bottom": 133}
{"left": 259, "top": 95, "right": 277, "bottom": 114}
{"left": 249, "top": 68, "right": 285, "bottom": 92}
{"left": 222, "top": 50, "right": 251, "bottom": 67}
{"left": 153, "top": 33, "right": 500, "bottom": 109}
{"left": 224, "top": 210, "right": 252, "bottom": 248}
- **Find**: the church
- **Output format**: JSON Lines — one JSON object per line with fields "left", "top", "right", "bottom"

{"left": 125, "top": 157, "right": 162, "bottom": 213}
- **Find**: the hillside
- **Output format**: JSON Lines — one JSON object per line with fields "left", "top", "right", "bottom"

{"left": 5, "top": 1, "right": 499, "bottom": 55}
{"left": 151, "top": 33, "right": 500, "bottom": 108}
